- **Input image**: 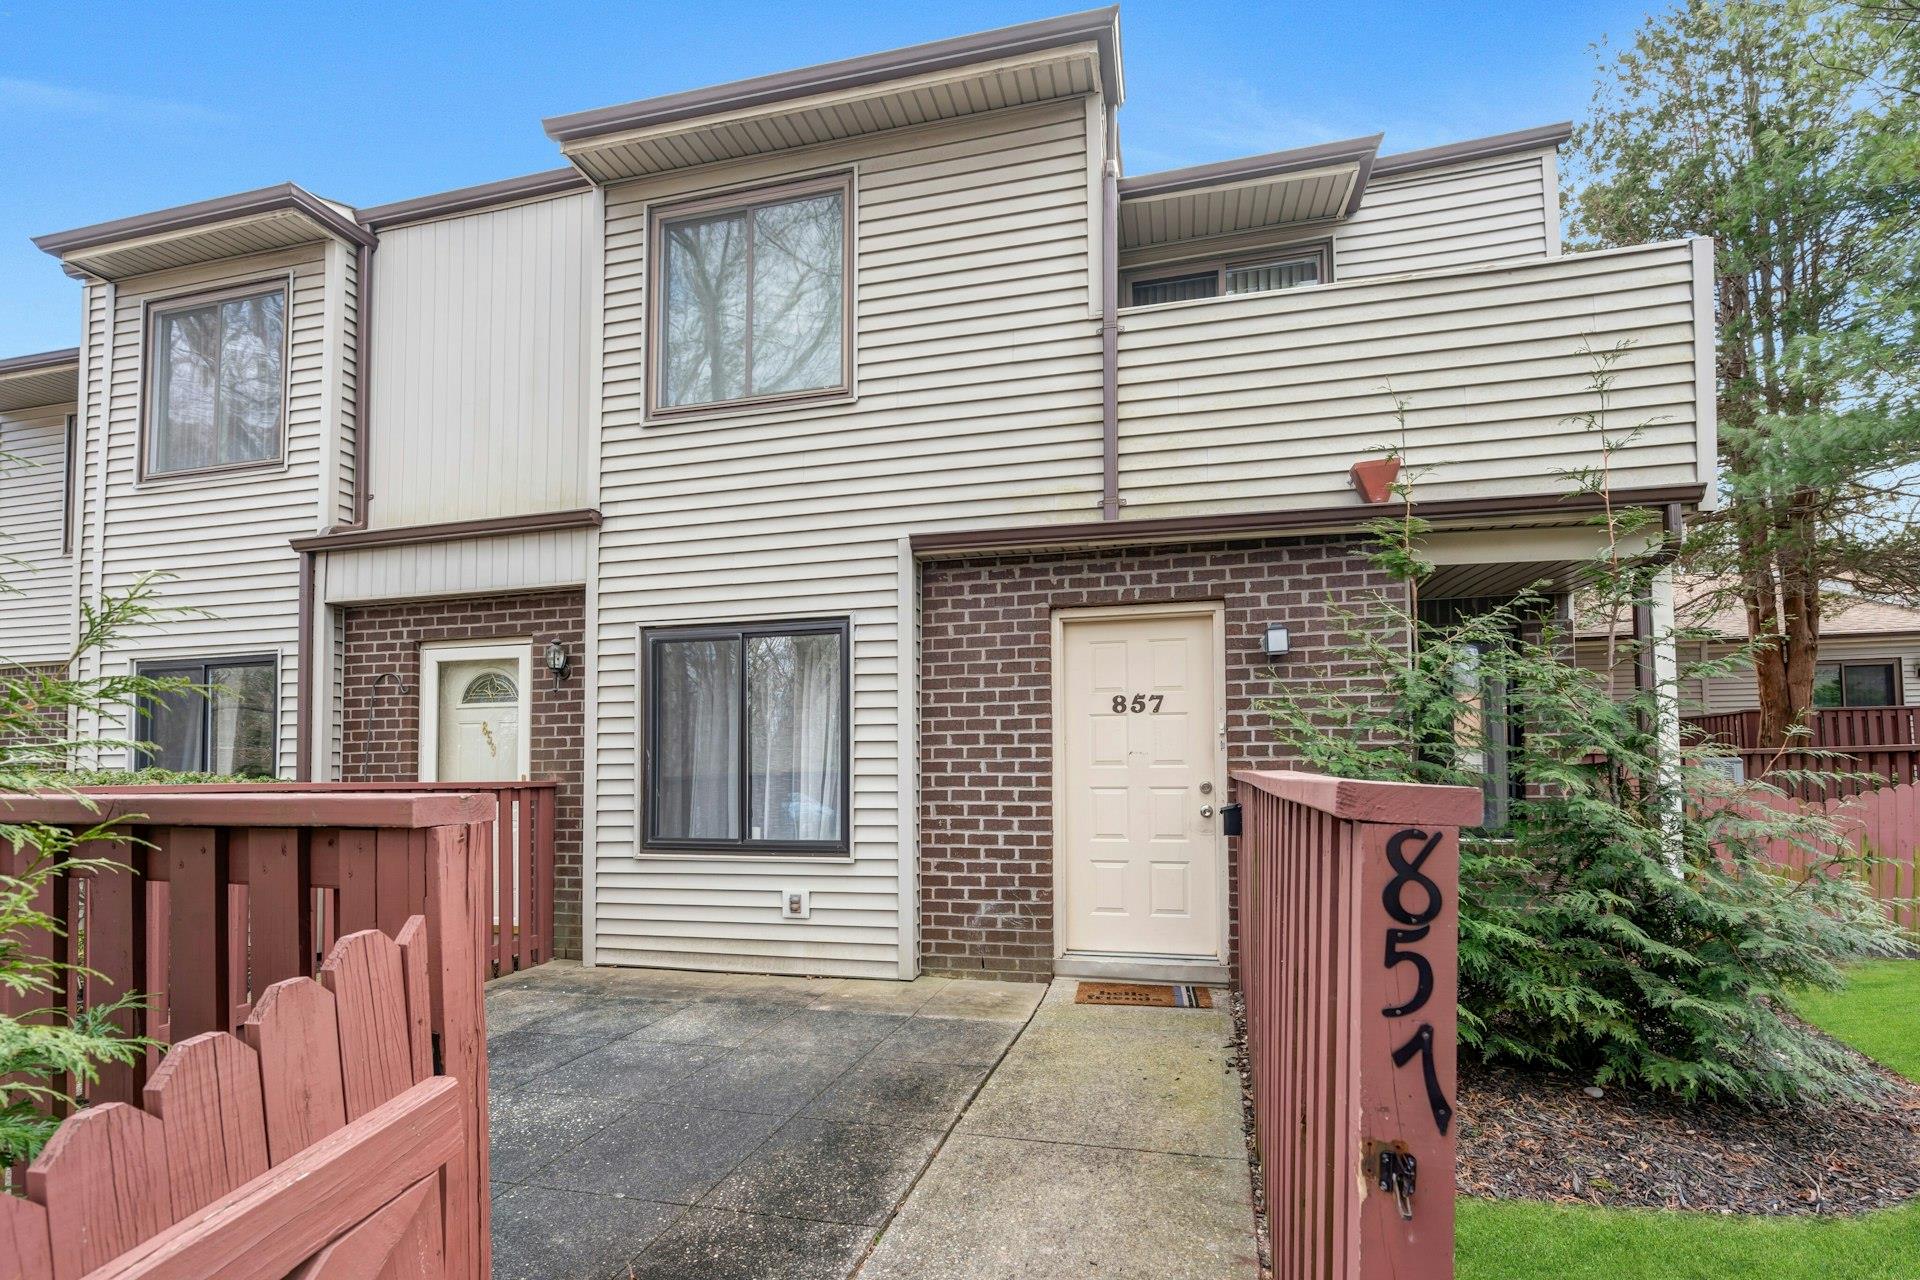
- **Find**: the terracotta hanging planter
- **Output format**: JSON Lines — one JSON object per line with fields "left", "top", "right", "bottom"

{"left": 1349, "top": 456, "right": 1402, "bottom": 504}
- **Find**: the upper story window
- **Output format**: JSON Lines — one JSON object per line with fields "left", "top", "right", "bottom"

{"left": 650, "top": 176, "right": 851, "bottom": 415}
{"left": 1128, "top": 245, "right": 1328, "bottom": 308}
{"left": 145, "top": 283, "right": 287, "bottom": 479}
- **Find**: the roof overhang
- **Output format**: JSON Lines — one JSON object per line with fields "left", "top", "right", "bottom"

{"left": 543, "top": 7, "right": 1122, "bottom": 184}
{"left": 1116, "top": 134, "right": 1380, "bottom": 252}
{"left": 34, "top": 183, "right": 374, "bottom": 282}
{"left": 1371, "top": 121, "right": 1573, "bottom": 180}
{"left": 0, "top": 349, "right": 80, "bottom": 413}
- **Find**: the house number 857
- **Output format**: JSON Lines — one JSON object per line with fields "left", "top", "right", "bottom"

{"left": 1111, "top": 694, "right": 1164, "bottom": 714}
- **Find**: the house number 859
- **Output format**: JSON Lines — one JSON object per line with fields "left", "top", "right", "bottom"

{"left": 1111, "top": 694, "right": 1164, "bottom": 714}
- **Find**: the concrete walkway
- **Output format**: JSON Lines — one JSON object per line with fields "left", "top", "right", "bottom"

{"left": 861, "top": 980, "right": 1257, "bottom": 1280}
{"left": 484, "top": 965, "right": 1255, "bottom": 1279}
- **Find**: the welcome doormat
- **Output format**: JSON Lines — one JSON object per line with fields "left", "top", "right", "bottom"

{"left": 1074, "top": 981, "right": 1214, "bottom": 1009}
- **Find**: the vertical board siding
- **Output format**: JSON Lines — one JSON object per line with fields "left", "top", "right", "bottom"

{"left": 1336, "top": 151, "right": 1555, "bottom": 279}
{"left": 1115, "top": 240, "right": 1703, "bottom": 520}
{"left": 593, "top": 99, "right": 1101, "bottom": 977}
{"left": 369, "top": 193, "right": 595, "bottom": 528}
{"left": 77, "top": 245, "right": 330, "bottom": 776}
{"left": 0, "top": 403, "right": 75, "bottom": 663}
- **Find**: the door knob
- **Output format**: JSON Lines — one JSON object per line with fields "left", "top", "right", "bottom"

{"left": 1200, "top": 805, "right": 1214, "bottom": 818}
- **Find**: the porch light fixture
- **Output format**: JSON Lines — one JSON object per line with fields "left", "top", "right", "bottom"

{"left": 545, "top": 639, "right": 571, "bottom": 687}
{"left": 1262, "top": 624, "right": 1291, "bottom": 660}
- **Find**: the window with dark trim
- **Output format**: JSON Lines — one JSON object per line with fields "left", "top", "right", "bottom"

{"left": 644, "top": 619, "right": 850, "bottom": 854}
{"left": 649, "top": 175, "right": 852, "bottom": 416}
{"left": 1813, "top": 659, "right": 1901, "bottom": 708}
{"left": 1127, "top": 243, "right": 1330, "bottom": 308}
{"left": 143, "top": 282, "right": 287, "bottom": 479}
{"left": 136, "top": 655, "right": 278, "bottom": 777}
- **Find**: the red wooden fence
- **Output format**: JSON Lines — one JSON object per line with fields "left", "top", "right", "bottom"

{"left": 1687, "top": 709, "right": 1920, "bottom": 798}
{"left": 1688, "top": 706, "right": 1920, "bottom": 750}
{"left": 1744, "top": 780, "right": 1920, "bottom": 933}
{"left": 0, "top": 788, "right": 495, "bottom": 1279}
{"left": 1233, "top": 770, "right": 1482, "bottom": 1280}
{"left": 47, "top": 781, "right": 560, "bottom": 979}
{"left": 0, "top": 919, "right": 471, "bottom": 1278}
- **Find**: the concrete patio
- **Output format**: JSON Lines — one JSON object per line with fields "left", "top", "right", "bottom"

{"left": 485, "top": 963, "right": 1256, "bottom": 1279}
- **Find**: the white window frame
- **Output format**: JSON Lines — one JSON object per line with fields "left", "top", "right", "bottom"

{"left": 417, "top": 640, "right": 534, "bottom": 782}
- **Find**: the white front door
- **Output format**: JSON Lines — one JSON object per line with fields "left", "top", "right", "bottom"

{"left": 419, "top": 644, "right": 532, "bottom": 783}
{"left": 1058, "top": 607, "right": 1224, "bottom": 959}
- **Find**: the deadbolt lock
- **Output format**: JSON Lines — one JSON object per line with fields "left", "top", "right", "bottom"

{"left": 1198, "top": 781, "right": 1213, "bottom": 795}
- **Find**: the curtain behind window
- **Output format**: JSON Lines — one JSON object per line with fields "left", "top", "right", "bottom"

{"left": 747, "top": 631, "right": 843, "bottom": 842}
{"left": 655, "top": 639, "right": 742, "bottom": 840}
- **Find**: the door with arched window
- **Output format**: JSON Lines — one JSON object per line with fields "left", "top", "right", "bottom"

{"left": 418, "top": 642, "right": 532, "bottom": 782}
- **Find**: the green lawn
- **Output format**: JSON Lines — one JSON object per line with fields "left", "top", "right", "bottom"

{"left": 1458, "top": 959, "right": 1920, "bottom": 1280}
{"left": 1788, "top": 959, "right": 1920, "bottom": 1082}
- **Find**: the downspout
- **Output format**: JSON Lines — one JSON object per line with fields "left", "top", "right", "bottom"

{"left": 295, "top": 547, "right": 314, "bottom": 780}
{"left": 1099, "top": 99, "right": 1121, "bottom": 521}
{"left": 352, "top": 238, "right": 376, "bottom": 526}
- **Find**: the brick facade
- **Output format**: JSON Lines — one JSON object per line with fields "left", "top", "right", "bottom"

{"left": 338, "top": 590, "right": 587, "bottom": 960}
{"left": 917, "top": 535, "right": 1406, "bottom": 981}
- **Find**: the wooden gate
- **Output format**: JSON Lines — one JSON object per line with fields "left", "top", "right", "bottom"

{"left": 0, "top": 919, "right": 474, "bottom": 1278}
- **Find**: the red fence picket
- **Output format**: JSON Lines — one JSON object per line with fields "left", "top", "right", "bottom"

{"left": 1232, "top": 769, "right": 1482, "bottom": 1280}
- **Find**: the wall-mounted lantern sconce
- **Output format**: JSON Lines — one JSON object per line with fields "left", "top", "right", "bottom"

{"left": 372, "top": 671, "right": 414, "bottom": 697}
{"left": 545, "top": 639, "right": 572, "bottom": 688}
{"left": 1262, "top": 624, "right": 1291, "bottom": 660}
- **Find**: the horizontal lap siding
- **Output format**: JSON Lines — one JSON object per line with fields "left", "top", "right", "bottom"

{"left": 1337, "top": 152, "right": 1553, "bottom": 279}
{"left": 595, "top": 99, "right": 1100, "bottom": 977}
{"left": 85, "top": 246, "right": 329, "bottom": 776}
{"left": 369, "top": 194, "right": 595, "bottom": 528}
{"left": 1116, "top": 241, "right": 1702, "bottom": 519}
{"left": 0, "top": 403, "right": 75, "bottom": 663}
{"left": 1578, "top": 635, "right": 1920, "bottom": 713}
{"left": 321, "top": 529, "right": 592, "bottom": 604}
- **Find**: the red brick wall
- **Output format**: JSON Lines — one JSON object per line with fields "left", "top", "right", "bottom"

{"left": 917, "top": 535, "right": 1406, "bottom": 981}
{"left": 338, "top": 591, "right": 586, "bottom": 960}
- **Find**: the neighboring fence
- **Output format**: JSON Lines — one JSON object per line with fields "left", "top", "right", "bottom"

{"left": 28, "top": 780, "right": 560, "bottom": 978}
{"left": 1746, "top": 779, "right": 1920, "bottom": 933}
{"left": 1232, "top": 769, "right": 1483, "bottom": 1280}
{"left": 0, "top": 787, "right": 496, "bottom": 1280}
{"left": 1688, "top": 708, "right": 1920, "bottom": 799}
{"left": 0, "top": 919, "right": 473, "bottom": 1279}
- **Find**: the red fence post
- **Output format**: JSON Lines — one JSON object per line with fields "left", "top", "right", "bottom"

{"left": 1232, "top": 770, "right": 1480, "bottom": 1280}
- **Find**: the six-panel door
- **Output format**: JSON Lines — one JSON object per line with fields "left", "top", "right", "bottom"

{"left": 1060, "top": 609, "right": 1223, "bottom": 959}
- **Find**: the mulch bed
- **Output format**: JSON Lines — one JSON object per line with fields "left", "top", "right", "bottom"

{"left": 1458, "top": 1046, "right": 1920, "bottom": 1215}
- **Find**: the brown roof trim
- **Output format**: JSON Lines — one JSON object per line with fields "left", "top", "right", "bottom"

{"left": 1118, "top": 134, "right": 1383, "bottom": 201}
{"left": 358, "top": 168, "right": 593, "bottom": 230}
{"left": 33, "top": 183, "right": 375, "bottom": 259}
{"left": 290, "top": 507, "right": 602, "bottom": 554}
{"left": 1371, "top": 122, "right": 1574, "bottom": 179}
{"left": 0, "top": 347, "right": 79, "bottom": 377}
{"left": 543, "top": 6, "right": 1123, "bottom": 145}
{"left": 908, "top": 485, "right": 1706, "bottom": 555}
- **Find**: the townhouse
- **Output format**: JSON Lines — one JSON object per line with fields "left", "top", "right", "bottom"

{"left": 2, "top": 8, "right": 1716, "bottom": 983}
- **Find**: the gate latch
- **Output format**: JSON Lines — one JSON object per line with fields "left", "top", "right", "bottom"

{"left": 1369, "top": 1142, "right": 1418, "bottom": 1220}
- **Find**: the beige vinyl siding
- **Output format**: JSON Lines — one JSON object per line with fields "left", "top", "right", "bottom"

{"left": 0, "top": 403, "right": 75, "bottom": 664}
{"left": 77, "top": 245, "right": 330, "bottom": 776}
{"left": 1115, "top": 240, "right": 1704, "bottom": 520}
{"left": 336, "top": 246, "right": 361, "bottom": 523}
{"left": 321, "top": 527, "right": 591, "bottom": 604}
{"left": 593, "top": 98, "right": 1100, "bottom": 978}
{"left": 368, "top": 193, "right": 595, "bottom": 527}
{"left": 1577, "top": 634, "right": 1920, "bottom": 714}
{"left": 1336, "top": 150, "right": 1555, "bottom": 279}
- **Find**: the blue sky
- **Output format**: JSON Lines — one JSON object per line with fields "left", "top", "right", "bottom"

{"left": 0, "top": 0, "right": 1661, "bottom": 354}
